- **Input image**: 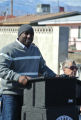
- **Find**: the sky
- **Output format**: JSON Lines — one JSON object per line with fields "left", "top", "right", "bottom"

{"left": 0, "top": 0, "right": 81, "bottom": 16}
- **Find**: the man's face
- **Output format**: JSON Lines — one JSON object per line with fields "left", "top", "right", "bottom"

{"left": 18, "top": 30, "right": 34, "bottom": 48}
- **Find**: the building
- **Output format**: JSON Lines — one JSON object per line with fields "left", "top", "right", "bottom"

{"left": 36, "top": 4, "right": 50, "bottom": 14}
{"left": 38, "top": 13, "right": 81, "bottom": 51}
{"left": 59, "top": 7, "right": 64, "bottom": 12}
{"left": 0, "top": 15, "right": 15, "bottom": 21}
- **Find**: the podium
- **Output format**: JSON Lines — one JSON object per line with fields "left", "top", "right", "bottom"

{"left": 21, "top": 77, "right": 81, "bottom": 120}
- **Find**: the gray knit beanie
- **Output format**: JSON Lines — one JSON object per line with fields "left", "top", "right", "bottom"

{"left": 18, "top": 24, "right": 34, "bottom": 37}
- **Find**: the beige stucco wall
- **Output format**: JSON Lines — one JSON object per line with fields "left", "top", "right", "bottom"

{"left": 0, "top": 26, "right": 69, "bottom": 74}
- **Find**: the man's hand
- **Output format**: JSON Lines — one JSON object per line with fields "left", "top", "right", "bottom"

{"left": 18, "top": 76, "right": 31, "bottom": 85}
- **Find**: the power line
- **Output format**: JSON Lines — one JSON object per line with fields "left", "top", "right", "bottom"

{"left": 11, "top": 0, "right": 13, "bottom": 15}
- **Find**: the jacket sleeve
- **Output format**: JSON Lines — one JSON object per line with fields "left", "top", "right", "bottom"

{"left": 0, "top": 51, "right": 20, "bottom": 82}
{"left": 39, "top": 55, "right": 56, "bottom": 78}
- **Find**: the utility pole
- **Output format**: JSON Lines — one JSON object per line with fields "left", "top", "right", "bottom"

{"left": 58, "top": 0, "right": 59, "bottom": 12}
{"left": 11, "top": 0, "right": 13, "bottom": 15}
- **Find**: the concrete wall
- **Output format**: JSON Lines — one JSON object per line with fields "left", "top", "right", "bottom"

{"left": 0, "top": 26, "right": 18, "bottom": 48}
{"left": 69, "top": 26, "right": 81, "bottom": 50}
{"left": 70, "top": 26, "right": 78, "bottom": 41}
{"left": 0, "top": 26, "right": 69, "bottom": 74}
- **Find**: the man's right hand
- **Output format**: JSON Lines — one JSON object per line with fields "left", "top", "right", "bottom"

{"left": 18, "top": 76, "right": 31, "bottom": 85}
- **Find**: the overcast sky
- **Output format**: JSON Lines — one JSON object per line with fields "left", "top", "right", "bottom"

{"left": 0, "top": 0, "right": 81, "bottom": 16}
